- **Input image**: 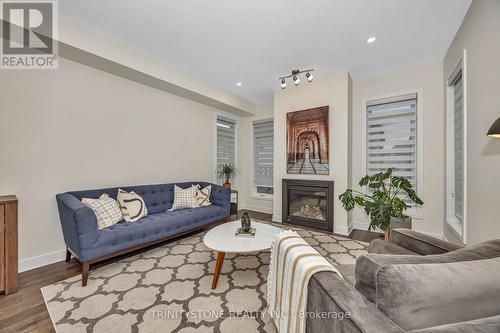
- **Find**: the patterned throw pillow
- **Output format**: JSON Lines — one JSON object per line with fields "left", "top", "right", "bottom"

{"left": 196, "top": 185, "right": 212, "bottom": 206}
{"left": 82, "top": 194, "right": 123, "bottom": 230}
{"left": 168, "top": 185, "right": 199, "bottom": 211}
{"left": 117, "top": 189, "right": 148, "bottom": 222}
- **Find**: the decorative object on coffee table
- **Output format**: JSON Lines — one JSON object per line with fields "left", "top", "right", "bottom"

{"left": 235, "top": 227, "right": 256, "bottom": 237}
{"left": 217, "top": 163, "right": 237, "bottom": 189}
{"left": 203, "top": 220, "right": 281, "bottom": 289}
{"left": 241, "top": 212, "right": 251, "bottom": 232}
{"left": 339, "top": 168, "right": 423, "bottom": 241}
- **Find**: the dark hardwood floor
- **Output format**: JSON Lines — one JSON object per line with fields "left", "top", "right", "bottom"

{"left": 0, "top": 210, "right": 381, "bottom": 332}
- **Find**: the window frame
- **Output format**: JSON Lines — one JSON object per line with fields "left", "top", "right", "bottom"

{"left": 214, "top": 113, "right": 238, "bottom": 185}
{"left": 446, "top": 51, "right": 467, "bottom": 243}
{"left": 251, "top": 117, "right": 274, "bottom": 200}
{"left": 361, "top": 90, "right": 424, "bottom": 218}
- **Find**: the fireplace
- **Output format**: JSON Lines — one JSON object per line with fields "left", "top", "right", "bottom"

{"left": 282, "top": 179, "right": 334, "bottom": 232}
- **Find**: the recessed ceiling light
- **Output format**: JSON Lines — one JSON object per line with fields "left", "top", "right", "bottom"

{"left": 236, "top": 82, "right": 242, "bottom": 87}
{"left": 367, "top": 36, "right": 377, "bottom": 44}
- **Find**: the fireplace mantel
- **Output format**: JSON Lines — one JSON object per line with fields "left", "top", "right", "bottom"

{"left": 282, "top": 179, "right": 334, "bottom": 232}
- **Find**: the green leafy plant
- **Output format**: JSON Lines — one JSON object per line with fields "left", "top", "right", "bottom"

{"left": 339, "top": 168, "right": 423, "bottom": 231}
{"left": 217, "top": 164, "right": 237, "bottom": 184}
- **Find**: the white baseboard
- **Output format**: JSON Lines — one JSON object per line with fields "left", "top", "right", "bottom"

{"left": 353, "top": 220, "right": 444, "bottom": 240}
{"left": 413, "top": 230, "right": 444, "bottom": 240}
{"left": 19, "top": 248, "right": 66, "bottom": 273}
{"left": 272, "top": 214, "right": 282, "bottom": 223}
{"left": 334, "top": 225, "right": 350, "bottom": 236}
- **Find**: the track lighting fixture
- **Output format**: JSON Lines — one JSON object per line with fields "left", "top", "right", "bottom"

{"left": 278, "top": 69, "right": 314, "bottom": 89}
{"left": 281, "top": 78, "right": 286, "bottom": 89}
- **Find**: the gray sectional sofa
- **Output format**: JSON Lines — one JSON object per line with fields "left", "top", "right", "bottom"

{"left": 306, "top": 229, "right": 500, "bottom": 332}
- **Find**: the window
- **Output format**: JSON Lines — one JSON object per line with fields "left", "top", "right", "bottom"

{"left": 216, "top": 116, "right": 236, "bottom": 170}
{"left": 253, "top": 119, "right": 274, "bottom": 196}
{"left": 451, "top": 71, "right": 464, "bottom": 221}
{"left": 447, "top": 63, "right": 465, "bottom": 238}
{"left": 366, "top": 93, "right": 418, "bottom": 198}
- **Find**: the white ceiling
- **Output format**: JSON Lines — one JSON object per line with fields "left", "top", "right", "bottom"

{"left": 60, "top": 0, "right": 471, "bottom": 104}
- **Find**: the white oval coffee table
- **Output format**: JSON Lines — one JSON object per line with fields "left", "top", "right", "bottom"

{"left": 204, "top": 220, "right": 281, "bottom": 289}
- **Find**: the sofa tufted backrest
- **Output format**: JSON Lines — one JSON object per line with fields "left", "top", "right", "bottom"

{"left": 69, "top": 181, "right": 214, "bottom": 215}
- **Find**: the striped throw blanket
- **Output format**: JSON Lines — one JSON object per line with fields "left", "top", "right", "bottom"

{"left": 267, "top": 230, "right": 342, "bottom": 333}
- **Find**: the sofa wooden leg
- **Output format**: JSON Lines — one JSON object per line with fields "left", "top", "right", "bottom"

{"left": 82, "top": 262, "right": 90, "bottom": 287}
{"left": 65, "top": 248, "right": 71, "bottom": 262}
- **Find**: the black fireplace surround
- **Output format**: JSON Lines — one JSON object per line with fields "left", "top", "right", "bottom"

{"left": 282, "top": 179, "right": 334, "bottom": 232}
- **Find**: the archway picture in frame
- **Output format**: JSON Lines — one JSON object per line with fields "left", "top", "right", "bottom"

{"left": 286, "top": 106, "right": 329, "bottom": 175}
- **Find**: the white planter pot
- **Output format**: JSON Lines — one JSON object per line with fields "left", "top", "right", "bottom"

{"left": 389, "top": 216, "right": 412, "bottom": 230}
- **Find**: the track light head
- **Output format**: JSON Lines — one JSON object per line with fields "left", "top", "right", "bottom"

{"left": 293, "top": 75, "right": 300, "bottom": 85}
{"left": 281, "top": 78, "right": 286, "bottom": 89}
{"left": 306, "top": 72, "right": 314, "bottom": 82}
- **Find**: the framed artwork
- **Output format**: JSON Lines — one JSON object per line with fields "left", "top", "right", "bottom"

{"left": 286, "top": 106, "right": 329, "bottom": 174}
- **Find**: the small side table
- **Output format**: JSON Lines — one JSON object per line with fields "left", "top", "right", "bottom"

{"left": 230, "top": 190, "right": 238, "bottom": 218}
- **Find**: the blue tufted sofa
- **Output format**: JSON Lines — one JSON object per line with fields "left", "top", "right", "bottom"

{"left": 56, "top": 181, "right": 230, "bottom": 286}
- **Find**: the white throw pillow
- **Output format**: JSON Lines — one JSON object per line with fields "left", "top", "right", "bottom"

{"left": 196, "top": 185, "right": 212, "bottom": 206}
{"left": 82, "top": 194, "right": 123, "bottom": 230}
{"left": 168, "top": 185, "right": 199, "bottom": 211}
{"left": 117, "top": 189, "right": 148, "bottom": 222}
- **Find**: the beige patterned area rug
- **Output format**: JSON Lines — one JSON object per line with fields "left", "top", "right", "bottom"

{"left": 41, "top": 222, "right": 368, "bottom": 333}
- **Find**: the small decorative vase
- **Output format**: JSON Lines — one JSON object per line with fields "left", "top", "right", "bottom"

{"left": 223, "top": 182, "right": 231, "bottom": 189}
{"left": 241, "top": 212, "right": 251, "bottom": 232}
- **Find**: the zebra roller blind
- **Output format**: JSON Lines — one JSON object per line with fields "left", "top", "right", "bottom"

{"left": 216, "top": 116, "right": 236, "bottom": 169}
{"left": 253, "top": 119, "right": 274, "bottom": 191}
{"left": 451, "top": 72, "right": 464, "bottom": 220}
{"left": 367, "top": 93, "right": 418, "bottom": 192}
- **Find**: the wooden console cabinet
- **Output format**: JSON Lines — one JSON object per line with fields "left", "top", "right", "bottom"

{"left": 0, "top": 195, "right": 18, "bottom": 295}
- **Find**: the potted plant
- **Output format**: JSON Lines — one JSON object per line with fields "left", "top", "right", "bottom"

{"left": 217, "top": 164, "right": 237, "bottom": 189}
{"left": 339, "top": 168, "right": 423, "bottom": 241}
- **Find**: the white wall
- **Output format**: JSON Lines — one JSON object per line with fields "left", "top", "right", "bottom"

{"left": 351, "top": 62, "right": 444, "bottom": 237}
{"left": 443, "top": 0, "right": 500, "bottom": 245}
{"left": 0, "top": 58, "right": 233, "bottom": 271}
{"left": 273, "top": 73, "right": 351, "bottom": 235}
{"left": 238, "top": 102, "right": 274, "bottom": 214}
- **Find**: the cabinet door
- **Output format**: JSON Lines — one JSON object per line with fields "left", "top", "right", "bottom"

{"left": 0, "top": 205, "right": 5, "bottom": 293}
{"left": 5, "top": 203, "right": 17, "bottom": 294}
